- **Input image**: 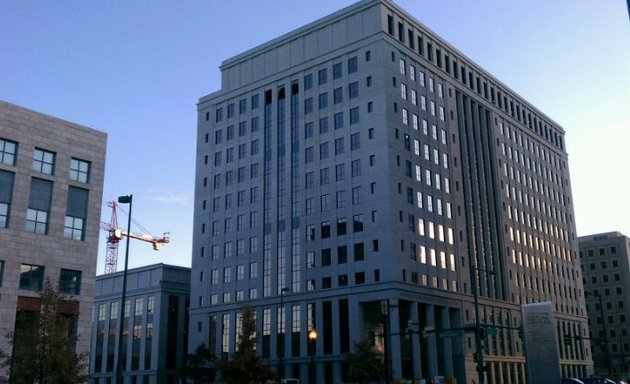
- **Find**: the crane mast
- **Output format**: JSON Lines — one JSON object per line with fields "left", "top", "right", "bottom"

{"left": 101, "top": 201, "right": 170, "bottom": 273}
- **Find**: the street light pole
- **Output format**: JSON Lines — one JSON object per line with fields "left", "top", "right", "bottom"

{"left": 279, "top": 287, "right": 289, "bottom": 380}
{"left": 115, "top": 194, "right": 132, "bottom": 384}
{"left": 308, "top": 329, "right": 317, "bottom": 384}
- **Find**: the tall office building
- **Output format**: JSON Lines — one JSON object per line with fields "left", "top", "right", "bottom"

{"left": 578, "top": 232, "right": 630, "bottom": 378}
{"left": 190, "top": 1, "right": 591, "bottom": 382}
{"left": 90, "top": 264, "right": 191, "bottom": 384}
{"left": 0, "top": 100, "right": 106, "bottom": 376}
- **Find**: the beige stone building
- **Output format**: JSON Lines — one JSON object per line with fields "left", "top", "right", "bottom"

{"left": 0, "top": 100, "right": 106, "bottom": 376}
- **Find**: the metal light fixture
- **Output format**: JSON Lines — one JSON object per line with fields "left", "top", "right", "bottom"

{"left": 115, "top": 194, "right": 132, "bottom": 384}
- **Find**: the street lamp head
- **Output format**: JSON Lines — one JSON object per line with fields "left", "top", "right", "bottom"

{"left": 308, "top": 329, "right": 318, "bottom": 341}
{"left": 118, "top": 195, "right": 132, "bottom": 204}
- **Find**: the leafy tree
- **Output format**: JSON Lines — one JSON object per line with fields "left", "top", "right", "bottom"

{"left": 0, "top": 279, "right": 89, "bottom": 384}
{"left": 344, "top": 338, "right": 386, "bottom": 384}
{"left": 217, "top": 305, "right": 275, "bottom": 384}
{"left": 184, "top": 343, "right": 217, "bottom": 384}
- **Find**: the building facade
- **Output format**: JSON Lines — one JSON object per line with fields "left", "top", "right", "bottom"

{"left": 0, "top": 100, "right": 106, "bottom": 375}
{"left": 190, "top": 1, "right": 592, "bottom": 383}
{"left": 578, "top": 232, "right": 630, "bottom": 379}
{"left": 90, "top": 263, "right": 190, "bottom": 384}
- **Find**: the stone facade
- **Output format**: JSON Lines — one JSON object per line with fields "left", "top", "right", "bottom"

{"left": 0, "top": 100, "right": 106, "bottom": 371}
{"left": 190, "top": 1, "right": 591, "bottom": 383}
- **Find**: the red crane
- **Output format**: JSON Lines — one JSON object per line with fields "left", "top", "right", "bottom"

{"left": 101, "top": 200, "right": 171, "bottom": 274}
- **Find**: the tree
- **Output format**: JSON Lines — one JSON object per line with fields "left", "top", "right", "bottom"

{"left": 0, "top": 279, "right": 89, "bottom": 384}
{"left": 184, "top": 343, "right": 217, "bottom": 384}
{"left": 216, "top": 305, "right": 275, "bottom": 384}
{"left": 344, "top": 338, "right": 386, "bottom": 384}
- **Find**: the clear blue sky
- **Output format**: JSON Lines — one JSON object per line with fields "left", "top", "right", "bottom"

{"left": 1, "top": 0, "right": 628, "bottom": 274}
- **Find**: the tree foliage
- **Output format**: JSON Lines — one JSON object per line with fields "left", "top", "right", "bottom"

{"left": 184, "top": 343, "right": 217, "bottom": 384}
{"left": 216, "top": 305, "right": 275, "bottom": 384}
{"left": 344, "top": 338, "right": 386, "bottom": 384}
{"left": 0, "top": 279, "right": 89, "bottom": 384}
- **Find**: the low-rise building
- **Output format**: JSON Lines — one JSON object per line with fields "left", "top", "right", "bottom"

{"left": 579, "top": 232, "right": 630, "bottom": 378}
{"left": 90, "top": 263, "right": 190, "bottom": 384}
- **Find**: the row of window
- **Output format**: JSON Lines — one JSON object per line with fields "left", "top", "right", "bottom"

{"left": 0, "top": 138, "right": 91, "bottom": 183}
{"left": 209, "top": 54, "right": 361, "bottom": 125}
{"left": 13, "top": 263, "right": 82, "bottom": 294}
{"left": 387, "top": 13, "right": 564, "bottom": 150}
{"left": 304, "top": 81, "right": 360, "bottom": 113}
{"left": 96, "top": 296, "right": 156, "bottom": 322}
{"left": 580, "top": 245, "right": 619, "bottom": 258}
{"left": 0, "top": 171, "right": 89, "bottom": 239}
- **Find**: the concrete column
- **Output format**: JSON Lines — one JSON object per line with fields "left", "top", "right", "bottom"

{"left": 440, "top": 306, "right": 454, "bottom": 378}
{"left": 425, "top": 304, "right": 438, "bottom": 377}
{"left": 349, "top": 296, "right": 362, "bottom": 345}
{"left": 389, "top": 301, "right": 402, "bottom": 380}
{"left": 410, "top": 301, "right": 423, "bottom": 381}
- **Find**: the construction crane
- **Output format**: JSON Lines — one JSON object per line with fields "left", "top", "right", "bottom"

{"left": 101, "top": 200, "right": 171, "bottom": 274}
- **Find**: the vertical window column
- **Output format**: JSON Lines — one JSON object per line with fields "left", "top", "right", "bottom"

{"left": 26, "top": 178, "right": 53, "bottom": 234}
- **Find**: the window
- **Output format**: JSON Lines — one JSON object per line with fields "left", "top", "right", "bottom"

{"left": 318, "top": 68, "right": 327, "bottom": 85}
{"left": 67, "top": 158, "right": 91, "bottom": 184}
{"left": 305, "top": 147, "right": 314, "bottom": 163}
{"left": 338, "top": 246, "right": 348, "bottom": 264}
{"left": 322, "top": 249, "right": 332, "bottom": 266}
{"left": 33, "top": 148, "right": 55, "bottom": 175}
{"left": 320, "top": 168, "right": 330, "bottom": 185}
{"left": 336, "top": 218, "right": 347, "bottom": 236}
{"left": 0, "top": 170, "right": 14, "bottom": 228}
{"left": 334, "top": 112, "right": 344, "bottom": 129}
{"left": 351, "top": 159, "right": 361, "bottom": 177}
{"left": 0, "top": 139, "right": 17, "bottom": 165}
{"left": 333, "top": 87, "right": 343, "bottom": 104}
{"left": 251, "top": 94, "right": 260, "bottom": 109}
{"left": 319, "top": 92, "right": 328, "bottom": 109}
{"left": 348, "top": 56, "right": 358, "bottom": 73}
{"left": 353, "top": 214, "right": 364, "bottom": 232}
{"left": 349, "top": 82, "right": 359, "bottom": 99}
{"left": 304, "top": 74, "right": 313, "bottom": 90}
{"left": 319, "top": 117, "right": 329, "bottom": 134}
{"left": 65, "top": 186, "right": 88, "bottom": 240}
{"left": 20, "top": 264, "right": 44, "bottom": 291}
{"left": 215, "top": 107, "right": 223, "bottom": 122}
{"left": 305, "top": 122, "right": 314, "bottom": 139}
{"left": 333, "top": 62, "right": 342, "bottom": 79}
{"left": 335, "top": 164, "right": 345, "bottom": 181}
{"left": 304, "top": 98, "right": 313, "bottom": 114}
{"left": 321, "top": 194, "right": 330, "bottom": 211}
{"left": 336, "top": 190, "right": 346, "bottom": 208}
{"left": 251, "top": 116, "right": 260, "bottom": 132}
{"left": 320, "top": 221, "right": 331, "bottom": 239}
{"left": 59, "top": 268, "right": 81, "bottom": 294}
{"left": 320, "top": 143, "right": 330, "bottom": 160}
{"left": 305, "top": 172, "right": 314, "bottom": 189}
{"left": 350, "top": 107, "right": 360, "bottom": 124}
{"left": 354, "top": 243, "right": 364, "bottom": 261}
{"left": 335, "top": 138, "right": 345, "bottom": 155}
{"left": 350, "top": 134, "right": 361, "bottom": 152}
{"left": 352, "top": 186, "right": 362, "bottom": 205}
{"left": 26, "top": 178, "right": 52, "bottom": 234}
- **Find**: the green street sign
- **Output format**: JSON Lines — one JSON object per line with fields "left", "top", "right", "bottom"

{"left": 439, "top": 330, "right": 462, "bottom": 338}
{"left": 486, "top": 327, "right": 497, "bottom": 336}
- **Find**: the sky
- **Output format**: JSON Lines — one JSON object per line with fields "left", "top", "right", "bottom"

{"left": 1, "top": 0, "right": 628, "bottom": 274}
